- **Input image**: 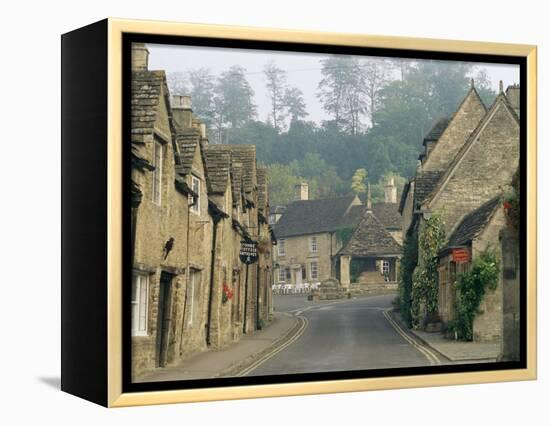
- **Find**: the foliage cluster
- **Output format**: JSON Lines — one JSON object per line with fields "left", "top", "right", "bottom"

{"left": 398, "top": 231, "right": 418, "bottom": 327}
{"left": 448, "top": 250, "right": 500, "bottom": 340}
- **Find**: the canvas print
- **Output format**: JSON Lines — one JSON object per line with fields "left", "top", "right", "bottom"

{"left": 129, "top": 41, "right": 521, "bottom": 384}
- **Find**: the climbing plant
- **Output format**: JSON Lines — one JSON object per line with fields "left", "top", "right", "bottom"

{"left": 411, "top": 215, "right": 445, "bottom": 328}
{"left": 335, "top": 227, "right": 355, "bottom": 246}
{"left": 398, "top": 231, "right": 418, "bottom": 327}
{"left": 449, "top": 249, "right": 500, "bottom": 341}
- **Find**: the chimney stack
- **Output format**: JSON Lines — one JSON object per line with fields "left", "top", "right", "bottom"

{"left": 294, "top": 182, "right": 309, "bottom": 201}
{"left": 131, "top": 43, "right": 149, "bottom": 71}
{"left": 385, "top": 177, "right": 397, "bottom": 204}
{"left": 366, "top": 183, "right": 372, "bottom": 210}
{"left": 171, "top": 95, "right": 193, "bottom": 130}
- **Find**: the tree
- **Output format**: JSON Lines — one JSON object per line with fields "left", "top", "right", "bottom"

{"left": 284, "top": 87, "right": 308, "bottom": 123}
{"left": 472, "top": 68, "right": 497, "bottom": 107}
{"left": 317, "top": 56, "right": 367, "bottom": 134}
{"left": 166, "top": 71, "right": 189, "bottom": 96}
{"left": 264, "top": 61, "right": 288, "bottom": 132}
{"left": 351, "top": 168, "right": 368, "bottom": 195}
{"left": 188, "top": 68, "right": 216, "bottom": 129}
{"left": 362, "top": 58, "right": 392, "bottom": 127}
{"left": 214, "top": 65, "right": 257, "bottom": 136}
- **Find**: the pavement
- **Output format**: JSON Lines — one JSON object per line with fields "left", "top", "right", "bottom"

{"left": 390, "top": 311, "right": 500, "bottom": 362}
{"left": 137, "top": 311, "right": 301, "bottom": 382}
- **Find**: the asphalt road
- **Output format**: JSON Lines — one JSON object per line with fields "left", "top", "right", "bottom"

{"left": 247, "top": 294, "right": 441, "bottom": 376}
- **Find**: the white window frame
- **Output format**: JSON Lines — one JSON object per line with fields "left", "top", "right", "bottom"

{"left": 382, "top": 260, "right": 390, "bottom": 275}
{"left": 190, "top": 175, "right": 201, "bottom": 215}
{"left": 278, "top": 267, "right": 286, "bottom": 283}
{"left": 310, "top": 261, "right": 319, "bottom": 280}
{"left": 278, "top": 238, "right": 286, "bottom": 256}
{"left": 310, "top": 236, "right": 318, "bottom": 253}
{"left": 132, "top": 271, "right": 149, "bottom": 336}
{"left": 152, "top": 141, "right": 163, "bottom": 205}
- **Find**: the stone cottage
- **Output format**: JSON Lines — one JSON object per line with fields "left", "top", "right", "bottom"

{"left": 399, "top": 80, "right": 520, "bottom": 343}
{"left": 130, "top": 43, "right": 272, "bottom": 380}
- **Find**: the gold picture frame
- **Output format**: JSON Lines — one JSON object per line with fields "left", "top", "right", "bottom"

{"left": 61, "top": 18, "right": 537, "bottom": 407}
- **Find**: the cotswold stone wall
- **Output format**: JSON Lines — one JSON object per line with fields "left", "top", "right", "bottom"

{"left": 423, "top": 90, "right": 487, "bottom": 173}
{"left": 471, "top": 208, "right": 506, "bottom": 342}
{"left": 431, "top": 103, "right": 519, "bottom": 236}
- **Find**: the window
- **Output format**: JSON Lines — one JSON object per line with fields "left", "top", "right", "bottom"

{"left": 190, "top": 175, "right": 200, "bottom": 214}
{"left": 382, "top": 260, "right": 390, "bottom": 276}
{"left": 131, "top": 272, "right": 149, "bottom": 336}
{"left": 310, "top": 262, "right": 318, "bottom": 280}
{"left": 152, "top": 141, "right": 163, "bottom": 205}
{"left": 285, "top": 267, "right": 291, "bottom": 281}
{"left": 310, "top": 236, "right": 318, "bottom": 253}
{"left": 278, "top": 238, "right": 286, "bottom": 256}
{"left": 278, "top": 267, "right": 286, "bottom": 283}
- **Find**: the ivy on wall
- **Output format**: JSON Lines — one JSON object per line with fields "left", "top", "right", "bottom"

{"left": 398, "top": 231, "right": 418, "bottom": 328}
{"left": 449, "top": 249, "right": 500, "bottom": 341}
{"left": 411, "top": 215, "right": 445, "bottom": 329}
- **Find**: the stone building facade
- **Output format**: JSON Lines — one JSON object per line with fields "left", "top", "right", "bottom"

{"left": 130, "top": 43, "right": 272, "bottom": 380}
{"left": 273, "top": 181, "right": 402, "bottom": 290}
{"left": 399, "top": 81, "right": 520, "bottom": 344}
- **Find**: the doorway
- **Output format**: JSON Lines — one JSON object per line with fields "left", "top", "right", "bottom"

{"left": 156, "top": 271, "right": 173, "bottom": 368}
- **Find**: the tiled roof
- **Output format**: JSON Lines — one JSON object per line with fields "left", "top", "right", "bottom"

{"left": 203, "top": 146, "right": 232, "bottom": 195}
{"left": 131, "top": 70, "right": 171, "bottom": 143}
{"left": 423, "top": 117, "right": 451, "bottom": 144}
{"left": 230, "top": 162, "right": 244, "bottom": 207}
{"left": 338, "top": 211, "right": 401, "bottom": 257}
{"left": 414, "top": 171, "right": 445, "bottom": 207}
{"left": 447, "top": 197, "right": 501, "bottom": 247}
{"left": 273, "top": 195, "right": 359, "bottom": 238}
{"left": 372, "top": 202, "right": 402, "bottom": 229}
{"left": 175, "top": 128, "right": 202, "bottom": 176}
{"left": 225, "top": 145, "right": 257, "bottom": 194}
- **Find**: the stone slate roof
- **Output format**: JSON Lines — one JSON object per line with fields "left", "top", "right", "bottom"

{"left": 423, "top": 117, "right": 451, "bottom": 144}
{"left": 421, "top": 93, "right": 519, "bottom": 208}
{"left": 256, "top": 168, "right": 268, "bottom": 212}
{"left": 273, "top": 195, "right": 359, "bottom": 238}
{"left": 372, "top": 203, "right": 402, "bottom": 229}
{"left": 338, "top": 211, "right": 402, "bottom": 257}
{"left": 224, "top": 145, "right": 257, "bottom": 194}
{"left": 175, "top": 128, "right": 202, "bottom": 176}
{"left": 447, "top": 197, "right": 501, "bottom": 247}
{"left": 203, "top": 146, "right": 231, "bottom": 195}
{"left": 414, "top": 171, "right": 445, "bottom": 207}
{"left": 131, "top": 70, "right": 171, "bottom": 144}
{"left": 230, "top": 162, "right": 244, "bottom": 207}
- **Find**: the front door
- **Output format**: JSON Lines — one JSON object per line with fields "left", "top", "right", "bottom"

{"left": 156, "top": 271, "right": 173, "bottom": 368}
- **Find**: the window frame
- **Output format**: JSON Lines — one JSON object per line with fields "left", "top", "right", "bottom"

{"left": 310, "top": 261, "right": 319, "bottom": 280}
{"left": 278, "top": 267, "right": 286, "bottom": 283}
{"left": 278, "top": 238, "right": 286, "bottom": 257}
{"left": 310, "top": 236, "right": 318, "bottom": 253}
{"left": 131, "top": 271, "right": 149, "bottom": 337}
{"left": 190, "top": 175, "right": 201, "bottom": 215}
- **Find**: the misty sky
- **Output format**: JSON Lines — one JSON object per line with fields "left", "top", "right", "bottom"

{"left": 147, "top": 43, "right": 520, "bottom": 124}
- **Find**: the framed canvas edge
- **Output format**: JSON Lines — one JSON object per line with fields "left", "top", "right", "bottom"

{"left": 105, "top": 17, "right": 537, "bottom": 408}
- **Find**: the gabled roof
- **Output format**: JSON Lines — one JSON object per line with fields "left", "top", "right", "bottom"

{"left": 338, "top": 210, "right": 401, "bottom": 257}
{"left": 446, "top": 197, "right": 501, "bottom": 248}
{"left": 203, "top": 146, "right": 232, "bottom": 195}
{"left": 131, "top": 70, "right": 172, "bottom": 144}
{"left": 224, "top": 145, "right": 257, "bottom": 194}
{"left": 423, "top": 117, "right": 451, "bottom": 145}
{"left": 372, "top": 202, "right": 402, "bottom": 229}
{"left": 421, "top": 93, "right": 519, "bottom": 209}
{"left": 175, "top": 128, "right": 202, "bottom": 176}
{"left": 230, "top": 162, "right": 244, "bottom": 207}
{"left": 273, "top": 195, "right": 359, "bottom": 238}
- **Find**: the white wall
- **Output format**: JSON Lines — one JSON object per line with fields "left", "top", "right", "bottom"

{"left": 2, "top": 0, "right": 546, "bottom": 424}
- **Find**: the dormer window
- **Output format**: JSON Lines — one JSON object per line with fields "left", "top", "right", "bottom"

{"left": 190, "top": 175, "right": 200, "bottom": 214}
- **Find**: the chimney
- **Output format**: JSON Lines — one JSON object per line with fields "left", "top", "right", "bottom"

{"left": 294, "top": 182, "right": 309, "bottom": 201}
{"left": 366, "top": 183, "right": 372, "bottom": 210}
{"left": 506, "top": 84, "right": 520, "bottom": 115}
{"left": 131, "top": 43, "right": 149, "bottom": 71}
{"left": 385, "top": 177, "right": 397, "bottom": 204}
{"left": 171, "top": 95, "right": 193, "bottom": 130}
